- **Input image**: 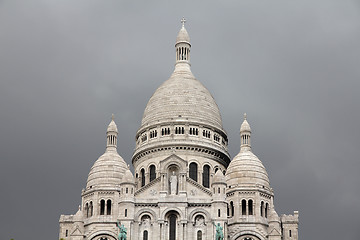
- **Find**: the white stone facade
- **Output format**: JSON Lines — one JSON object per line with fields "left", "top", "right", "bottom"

{"left": 59, "top": 20, "right": 299, "bottom": 240}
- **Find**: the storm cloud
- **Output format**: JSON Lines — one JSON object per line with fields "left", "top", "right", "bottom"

{"left": 0, "top": 0, "right": 359, "bottom": 239}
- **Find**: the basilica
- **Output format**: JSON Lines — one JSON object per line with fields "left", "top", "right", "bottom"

{"left": 59, "top": 20, "right": 299, "bottom": 240}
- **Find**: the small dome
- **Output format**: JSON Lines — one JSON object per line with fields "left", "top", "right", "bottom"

{"left": 213, "top": 170, "right": 226, "bottom": 184}
{"left": 225, "top": 150, "right": 270, "bottom": 189}
{"left": 107, "top": 118, "right": 118, "bottom": 133}
{"left": 269, "top": 207, "right": 280, "bottom": 222}
{"left": 176, "top": 26, "right": 190, "bottom": 44}
{"left": 240, "top": 114, "right": 251, "bottom": 132}
{"left": 73, "top": 206, "right": 83, "bottom": 221}
{"left": 121, "top": 168, "right": 135, "bottom": 184}
{"left": 86, "top": 151, "right": 128, "bottom": 189}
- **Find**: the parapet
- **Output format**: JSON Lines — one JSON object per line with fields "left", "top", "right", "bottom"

{"left": 281, "top": 211, "right": 299, "bottom": 223}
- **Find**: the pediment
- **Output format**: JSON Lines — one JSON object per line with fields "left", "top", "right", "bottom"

{"left": 268, "top": 227, "right": 281, "bottom": 236}
{"left": 71, "top": 225, "right": 83, "bottom": 236}
{"left": 159, "top": 154, "right": 187, "bottom": 172}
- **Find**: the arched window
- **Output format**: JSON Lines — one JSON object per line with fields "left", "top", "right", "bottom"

{"left": 65, "top": 230, "right": 68, "bottom": 237}
{"left": 100, "top": 200, "right": 105, "bottom": 215}
{"left": 197, "top": 230, "right": 202, "bottom": 240}
{"left": 125, "top": 209, "right": 127, "bottom": 217}
{"left": 169, "top": 214, "right": 177, "bottom": 240}
{"left": 141, "top": 168, "right": 145, "bottom": 187}
{"left": 85, "top": 203, "right": 89, "bottom": 217}
{"left": 106, "top": 200, "right": 111, "bottom": 215}
{"left": 90, "top": 201, "right": 93, "bottom": 216}
{"left": 227, "top": 203, "right": 230, "bottom": 217}
{"left": 218, "top": 209, "right": 221, "bottom": 217}
{"left": 265, "top": 203, "right": 268, "bottom": 218}
{"left": 149, "top": 165, "right": 156, "bottom": 182}
{"left": 143, "top": 230, "right": 148, "bottom": 240}
{"left": 261, "top": 201, "right": 264, "bottom": 217}
{"left": 248, "top": 200, "right": 253, "bottom": 215}
{"left": 189, "top": 162, "right": 198, "bottom": 182}
{"left": 202, "top": 165, "right": 210, "bottom": 188}
{"left": 289, "top": 230, "right": 292, "bottom": 237}
{"left": 230, "top": 201, "right": 234, "bottom": 217}
{"left": 242, "top": 199, "right": 246, "bottom": 215}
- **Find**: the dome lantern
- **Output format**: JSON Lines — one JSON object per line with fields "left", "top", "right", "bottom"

{"left": 175, "top": 17, "right": 191, "bottom": 66}
{"left": 240, "top": 113, "right": 251, "bottom": 151}
{"left": 106, "top": 114, "right": 118, "bottom": 152}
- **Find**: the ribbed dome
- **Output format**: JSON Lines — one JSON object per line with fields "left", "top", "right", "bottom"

{"left": 86, "top": 151, "right": 128, "bottom": 188}
{"left": 240, "top": 118, "right": 251, "bottom": 132}
{"left": 225, "top": 150, "right": 270, "bottom": 189}
{"left": 141, "top": 67, "right": 223, "bottom": 129}
{"left": 121, "top": 168, "right": 135, "bottom": 184}
{"left": 213, "top": 170, "right": 226, "bottom": 184}
{"left": 176, "top": 27, "right": 190, "bottom": 43}
{"left": 107, "top": 118, "right": 118, "bottom": 133}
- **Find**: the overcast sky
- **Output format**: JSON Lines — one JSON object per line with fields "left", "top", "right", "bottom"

{"left": 0, "top": 0, "right": 359, "bottom": 239}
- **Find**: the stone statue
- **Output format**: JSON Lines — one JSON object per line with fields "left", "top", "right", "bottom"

{"left": 117, "top": 220, "right": 127, "bottom": 240}
{"left": 213, "top": 222, "right": 224, "bottom": 240}
{"left": 195, "top": 216, "right": 205, "bottom": 226}
{"left": 169, "top": 171, "right": 177, "bottom": 195}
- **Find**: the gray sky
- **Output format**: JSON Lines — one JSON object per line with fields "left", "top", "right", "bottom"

{"left": 0, "top": 0, "right": 359, "bottom": 239}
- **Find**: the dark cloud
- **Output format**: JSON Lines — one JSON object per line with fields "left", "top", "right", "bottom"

{"left": 1, "top": 0, "right": 359, "bottom": 239}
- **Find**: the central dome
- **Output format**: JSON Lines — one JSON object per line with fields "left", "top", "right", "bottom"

{"left": 133, "top": 20, "right": 230, "bottom": 166}
{"left": 141, "top": 67, "right": 223, "bottom": 129}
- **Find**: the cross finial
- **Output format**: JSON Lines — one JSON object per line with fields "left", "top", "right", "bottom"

{"left": 244, "top": 113, "right": 247, "bottom": 120}
{"left": 111, "top": 113, "right": 114, "bottom": 121}
{"left": 181, "top": 17, "right": 186, "bottom": 28}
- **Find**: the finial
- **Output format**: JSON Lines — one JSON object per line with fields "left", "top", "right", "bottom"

{"left": 111, "top": 113, "right": 114, "bottom": 121}
{"left": 181, "top": 17, "right": 186, "bottom": 28}
{"left": 244, "top": 113, "right": 247, "bottom": 120}
{"left": 78, "top": 205, "right": 81, "bottom": 210}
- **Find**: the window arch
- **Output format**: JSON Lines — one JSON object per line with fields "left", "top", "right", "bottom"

{"left": 89, "top": 201, "right": 93, "bottom": 217}
{"left": 100, "top": 200, "right": 105, "bottom": 215}
{"left": 106, "top": 199, "right": 111, "bottom": 215}
{"left": 230, "top": 201, "right": 234, "bottom": 217}
{"left": 169, "top": 213, "right": 177, "bottom": 240}
{"left": 242, "top": 199, "right": 246, "bottom": 215}
{"left": 149, "top": 165, "right": 156, "bottom": 182}
{"left": 141, "top": 168, "right": 145, "bottom": 187}
{"left": 197, "top": 230, "right": 202, "bottom": 240}
{"left": 85, "top": 203, "right": 89, "bottom": 217}
{"left": 143, "top": 230, "right": 148, "bottom": 240}
{"left": 248, "top": 199, "right": 253, "bottom": 215}
{"left": 202, "top": 165, "right": 210, "bottom": 188}
{"left": 189, "top": 162, "right": 198, "bottom": 182}
{"left": 261, "top": 201, "right": 264, "bottom": 217}
{"left": 265, "top": 203, "right": 268, "bottom": 218}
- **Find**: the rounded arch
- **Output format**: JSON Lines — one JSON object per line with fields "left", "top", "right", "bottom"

{"left": 163, "top": 161, "right": 184, "bottom": 173}
{"left": 189, "top": 162, "right": 198, "bottom": 182}
{"left": 188, "top": 208, "right": 211, "bottom": 222}
{"left": 88, "top": 231, "right": 117, "bottom": 240}
{"left": 145, "top": 161, "right": 160, "bottom": 171}
{"left": 200, "top": 161, "right": 214, "bottom": 170}
{"left": 231, "top": 230, "right": 266, "bottom": 240}
{"left": 135, "top": 208, "right": 158, "bottom": 222}
{"left": 160, "top": 207, "right": 185, "bottom": 220}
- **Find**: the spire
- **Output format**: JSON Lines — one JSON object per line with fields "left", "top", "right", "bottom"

{"left": 175, "top": 17, "right": 191, "bottom": 66}
{"left": 240, "top": 113, "right": 252, "bottom": 151}
{"left": 106, "top": 114, "right": 118, "bottom": 152}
